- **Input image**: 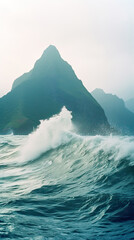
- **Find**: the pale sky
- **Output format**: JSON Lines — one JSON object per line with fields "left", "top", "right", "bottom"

{"left": 0, "top": 0, "right": 134, "bottom": 100}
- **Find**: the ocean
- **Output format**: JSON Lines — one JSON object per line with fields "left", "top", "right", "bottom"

{"left": 0, "top": 108, "right": 134, "bottom": 240}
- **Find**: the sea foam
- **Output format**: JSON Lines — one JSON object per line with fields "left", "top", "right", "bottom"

{"left": 20, "top": 107, "right": 73, "bottom": 162}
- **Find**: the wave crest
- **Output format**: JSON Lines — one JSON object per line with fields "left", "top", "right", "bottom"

{"left": 20, "top": 107, "right": 73, "bottom": 162}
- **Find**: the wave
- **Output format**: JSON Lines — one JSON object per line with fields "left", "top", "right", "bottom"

{"left": 20, "top": 107, "right": 74, "bottom": 162}
{"left": 0, "top": 108, "right": 134, "bottom": 239}
{"left": 19, "top": 106, "right": 134, "bottom": 167}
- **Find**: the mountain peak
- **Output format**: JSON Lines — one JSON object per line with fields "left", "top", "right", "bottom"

{"left": 41, "top": 45, "right": 61, "bottom": 59}
{"left": 45, "top": 45, "right": 59, "bottom": 52}
{"left": 12, "top": 45, "right": 69, "bottom": 90}
{"left": 92, "top": 88, "right": 105, "bottom": 95}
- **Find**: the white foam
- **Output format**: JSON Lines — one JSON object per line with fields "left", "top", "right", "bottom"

{"left": 20, "top": 107, "right": 73, "bottom": 162}
{"left": 83, "top": 134, "right": 134, "bottom": 166}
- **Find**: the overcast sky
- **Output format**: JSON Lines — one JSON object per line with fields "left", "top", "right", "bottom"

{"left": 0, "top": 0, "right": 134, "bottom": 100}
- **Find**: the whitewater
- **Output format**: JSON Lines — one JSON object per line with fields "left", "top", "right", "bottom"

{"left": 0, "top": 108, "right": 134, "bottom": 239}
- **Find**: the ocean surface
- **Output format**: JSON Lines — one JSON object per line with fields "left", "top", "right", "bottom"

{"left": 0, "top": 108, "right": 134, "bottom": 240}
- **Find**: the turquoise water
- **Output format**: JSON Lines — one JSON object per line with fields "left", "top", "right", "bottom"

{"left": 0, "top": 109, "right": 134, "bottom": 239}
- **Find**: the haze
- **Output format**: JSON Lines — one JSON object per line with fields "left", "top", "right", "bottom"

{"left": 0, "top": 0, "right": 134, "bottom": 100}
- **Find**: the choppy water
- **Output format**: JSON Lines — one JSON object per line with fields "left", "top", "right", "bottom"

{"left": 0, "top": 108, "right": 134, "bottom": 239}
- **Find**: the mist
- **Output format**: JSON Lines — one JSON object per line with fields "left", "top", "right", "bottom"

{"left": 0, "top": 0, "right": 134, "bottom": 100}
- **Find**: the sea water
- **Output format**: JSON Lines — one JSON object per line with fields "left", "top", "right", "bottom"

{"left": 0, "top": 108, "right": 134, "bottom": 239}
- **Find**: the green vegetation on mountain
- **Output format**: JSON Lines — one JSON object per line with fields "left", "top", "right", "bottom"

{"left": 0, "top": 46, "right": 110, "bottom": 135}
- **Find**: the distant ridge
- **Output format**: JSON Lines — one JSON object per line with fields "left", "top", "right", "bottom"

{"left": 92, "top": 88, "right": 134, "bottom": 135}
{"left": 125, "top": 98, "right": 134, "bottom": 113}
{"left": 0, "top": 46, "right": 110, "bottom": 135}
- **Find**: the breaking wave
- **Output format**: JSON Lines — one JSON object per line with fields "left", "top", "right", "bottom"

{"left": 20, "top": 107, "right": 73, "bottom": 162}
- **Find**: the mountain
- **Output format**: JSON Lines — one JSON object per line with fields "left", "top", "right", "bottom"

{"left": 125, "top": 98, "right": 134, "bottom": 113}
{"left": 92, "top": 88, "right": 134, "bottom": 135}
{"left": 0, "top": 45, "right": 110, "bottom": 135}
